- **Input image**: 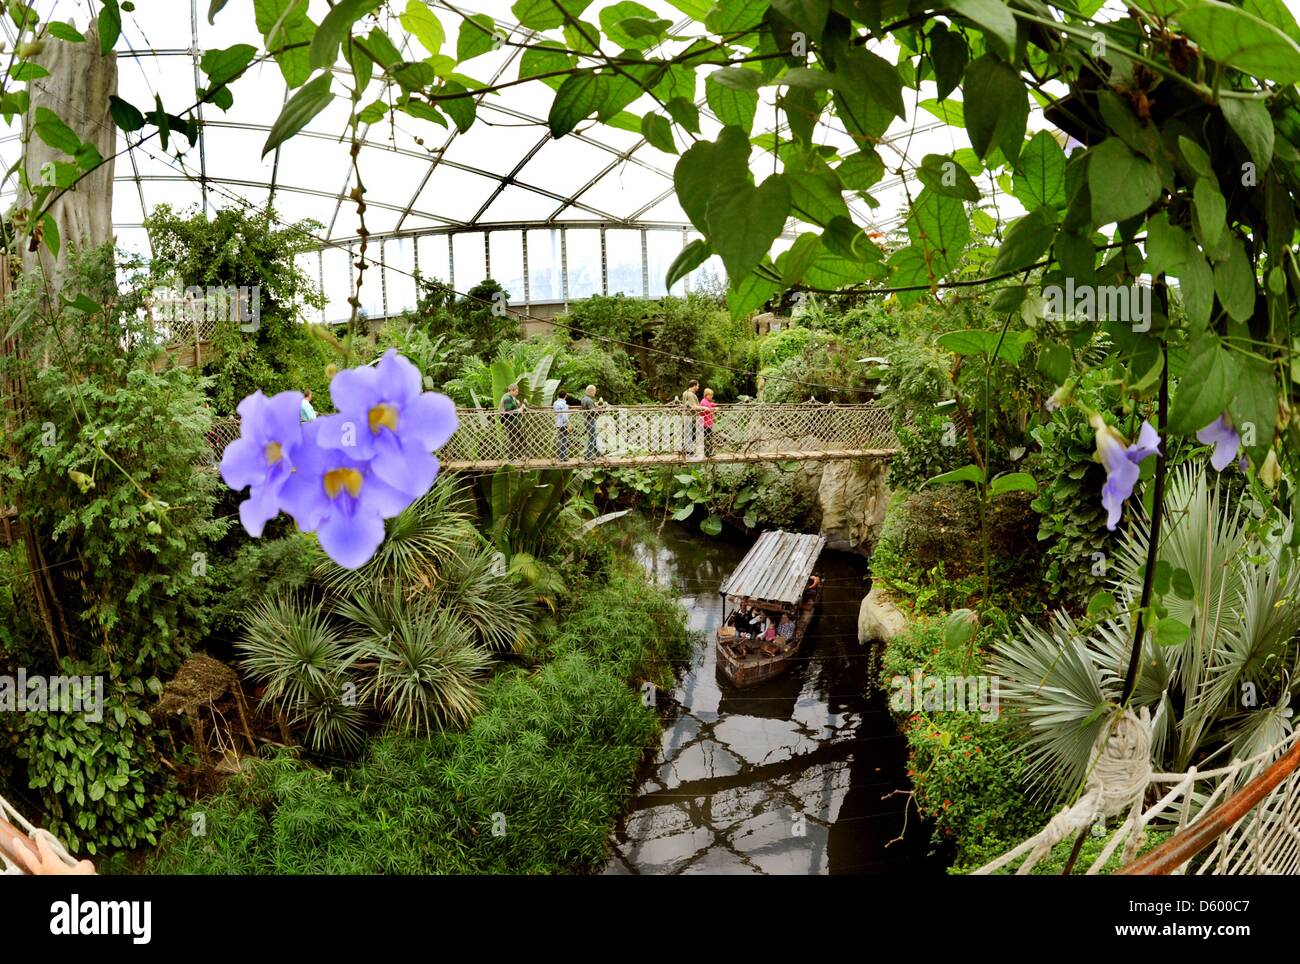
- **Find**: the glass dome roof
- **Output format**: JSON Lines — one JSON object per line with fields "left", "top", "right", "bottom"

{"left": 3, "top": 0, "right": 1051, "bottom": 320}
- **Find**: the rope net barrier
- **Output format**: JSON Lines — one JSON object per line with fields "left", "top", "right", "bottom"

{"left": 974, "top": 712, "right": 1300, "bottom": 876}
{"left": 207, "top": 402, "right": 899, "bottom": 471}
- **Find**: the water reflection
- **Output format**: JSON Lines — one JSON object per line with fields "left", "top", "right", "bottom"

{"left": 605, "top": 523, "right": 944, "bottom": 875}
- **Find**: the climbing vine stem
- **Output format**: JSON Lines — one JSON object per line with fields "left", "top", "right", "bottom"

{"left": 1122, "top": 332, "right": 1170, "bottom": 706}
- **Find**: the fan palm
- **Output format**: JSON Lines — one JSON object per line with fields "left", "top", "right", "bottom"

{"left": 295, "top": 682, "right": 370, "bottom": 755}
{"left": 236, "top": 595, "right": 367, "bottom": 753}
{"left": 336, "top": 591, "right": 493, "bottom": 733}
{"left": 237, "top": 595, "right": 353, "bottom": 710}
{"left": 433, "top": 540, "right": 537, "bottom": 652}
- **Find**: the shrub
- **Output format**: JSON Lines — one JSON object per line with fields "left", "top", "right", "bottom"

{"left": 558, "top": 294, "right": 655, "bottom": 344}
{"left": 757, "top": 325, "right": 814, "bottom": 367}
{"left": 11, "top": 668, "right": 182, "bottom": 856}
{"left": 539, "top": 571, "right": 693, "bottom": 688}
{"left": 144, "top": 203, "right": 330, "bottom": 413}
{"left": 871, "top": 488, "right": 1046, "bottom": 616}
{"left": 880, "top": 618, "right": 1046, "bottom": 869}
{"left": 752, "top": 467, "right": 817, "bottom": 530}
{"left": 553, "top": 340, "right": 640, "bottom": 402}
{"left": 149, "top": 571, "right": 691, "bottom": 874}
{"left": 0, "top": 246, "right": 227, "bottom": 677}
{"left": 886, "top": 412, "right": 972, "bottom": 493}
{"left": 209, "top": 530, "right": 321, "bottom": 638}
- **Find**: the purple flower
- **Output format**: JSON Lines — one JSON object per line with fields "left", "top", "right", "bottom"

{"left": 315, "top": 349, "right": 458, "bottom": 498}
{"left": 278, "top": 421, "right": 415, "bottom": 569}
{"left": 1091, "top": 415, "right": 1161, "bottom": 530}
{"left": 1196, "top": 414, "right": 1241, "bottom": 472}
{"left": 220, "top": 390, "right": 304, "bottom": 538}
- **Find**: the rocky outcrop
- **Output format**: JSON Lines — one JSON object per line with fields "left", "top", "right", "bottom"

{"left": 858, "top": 586, "right": 906, "bottom": 644}
{"left": 816, "top": 459, "right": 889, "bottom": 554}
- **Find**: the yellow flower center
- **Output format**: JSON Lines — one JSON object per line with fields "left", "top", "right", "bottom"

{"left": 368, "top": 403, "right": 399, "bottom": 435}
{"left": 264, "top": 441, "right": 284, "bottom": 465}
{"left": 323, "top": 467, "right": 364, "bottom": 500}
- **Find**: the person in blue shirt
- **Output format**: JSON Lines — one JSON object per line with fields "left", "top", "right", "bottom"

{"left": 554, "top": 390, "right": 571, "bottom": 461}
{"left": 300, "top": 389, "right": 317, "bottom": 422}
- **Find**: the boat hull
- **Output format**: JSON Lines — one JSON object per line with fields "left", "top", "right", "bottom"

{"left": 716, "top": 586, "right": 820, "bottom": 688}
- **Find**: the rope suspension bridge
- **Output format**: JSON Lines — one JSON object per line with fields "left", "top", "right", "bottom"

{"left": 206, "top": 402, "right": 901, "bottom": 471}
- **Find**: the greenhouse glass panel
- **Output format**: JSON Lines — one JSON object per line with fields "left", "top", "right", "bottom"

{"left": 604, "top": 229, "right": 643, "bottom": 297}
{"left": 453, "top": 232, "right": 488, "bottom": 293}
{"left": 489, "top": 232, "right": 526, "bottom": 307}
{"left": 565, "top": 230, "right": 603, "bottom": 300}
{"left": 527, "top": 229, "right": 564, "bottom": 303}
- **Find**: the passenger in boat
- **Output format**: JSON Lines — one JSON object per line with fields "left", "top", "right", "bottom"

{"left": 725, "top": 605, "right": 747, "bottom": 633}
{"left": 762, "top": 618, "right": 777, "bottom": 642}
{"left": 777, "top": 612, "right": 795, "bottom": 641}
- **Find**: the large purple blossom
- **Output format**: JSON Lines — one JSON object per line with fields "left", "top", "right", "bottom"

{"left": 1091, "top": 415, "right": 1161, "bottom": 530}
{"left": 277, "top": 420, "right": 415, "bottom": 569}
{"left": 220, "top": 390, "right": 304, "bottom": 538}
{"left": 315, "top": 349, "right": 458, "bottom": 498}
{"left": 1196, "top": 414, "right": 1241, "bottom": 472}
{"left": 218, "top": 352, "right": 458, "bottom": 569}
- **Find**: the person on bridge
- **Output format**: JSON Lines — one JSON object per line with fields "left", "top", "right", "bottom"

{"left": 554, "top": 390, "right": 571, "bottom": 461}
{"left": 500, "top": 384, "right": 526, "bottom": 462}
{"left": 581, "top": 384, "right": 603, "bottom": 459}
{"left": 680, "top": 379, "right": 701, "bottom": 456}
{"left": 700, "top": 387, "right": 716, "bottom": 457}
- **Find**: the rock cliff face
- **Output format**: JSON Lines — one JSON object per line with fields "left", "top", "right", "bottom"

{"left": 816, "top": 459, "right": 889, "bottom": 554}
{"left": 784, "top": 458, "right": 888, "bottom": 554}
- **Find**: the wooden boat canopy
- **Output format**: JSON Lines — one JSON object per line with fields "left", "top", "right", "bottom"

{"left": 719, "top": 531, "right": 826, "bottom": 606}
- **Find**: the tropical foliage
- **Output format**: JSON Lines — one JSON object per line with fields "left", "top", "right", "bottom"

{"left": 992, "top": 465, "right": 1300, "bottom": 801}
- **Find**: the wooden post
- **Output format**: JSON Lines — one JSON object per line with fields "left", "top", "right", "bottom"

{"left": 232, "top": 685, "right": 258, "bottom": 754}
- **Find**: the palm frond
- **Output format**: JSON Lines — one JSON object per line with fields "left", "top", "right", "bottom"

{"left": 294, "top": 681, "right": 371, "bottom": 755}
{"left": 236, "top": 594, "right": 351, "bottom": 710}
{"left": 436, "top": 541, "right": 536, "bottom": 652}
{"left": 997, "top": 463, "right": 1300, "bottom": 792}
{"left": 315, "top": 476, "right": 475, "bottom": 597}
{"left": 989, "top": 610, "right": 1115, "bottom": 802}
{"left": 336, "top": 591, "right": 492, "bottom": 733}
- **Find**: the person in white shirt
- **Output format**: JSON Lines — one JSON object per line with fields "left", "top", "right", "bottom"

{"left": 554, "top": 390, "right": 571, "bottom": 461}
{"left": 300, "top": 389, "right": 317, "bottom": 422}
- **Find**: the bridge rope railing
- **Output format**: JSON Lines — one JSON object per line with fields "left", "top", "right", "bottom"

{"left": 1118, "top": 730, "right": 1300, "bottom": 875}
{"left": 205, "top": 402, "right": 899, "bottom": 471}
{"left": 974, "top": 715, "right": 1300, "bottom": 875}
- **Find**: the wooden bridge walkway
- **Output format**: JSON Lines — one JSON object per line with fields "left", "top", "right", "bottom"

{"left": 206, "top": 402, "right": 900, "bottom": 471}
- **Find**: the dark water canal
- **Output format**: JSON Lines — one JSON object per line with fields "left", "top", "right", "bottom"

{"left": 603, "top": 522, "right": 946, "bottom": 875}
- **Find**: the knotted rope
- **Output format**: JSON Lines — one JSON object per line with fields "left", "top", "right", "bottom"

{"left": 0, "top": 791, "right": 79, "bottom": 874}
{"left": 975, "top": 707, "right": 1152, "bottom": 875}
